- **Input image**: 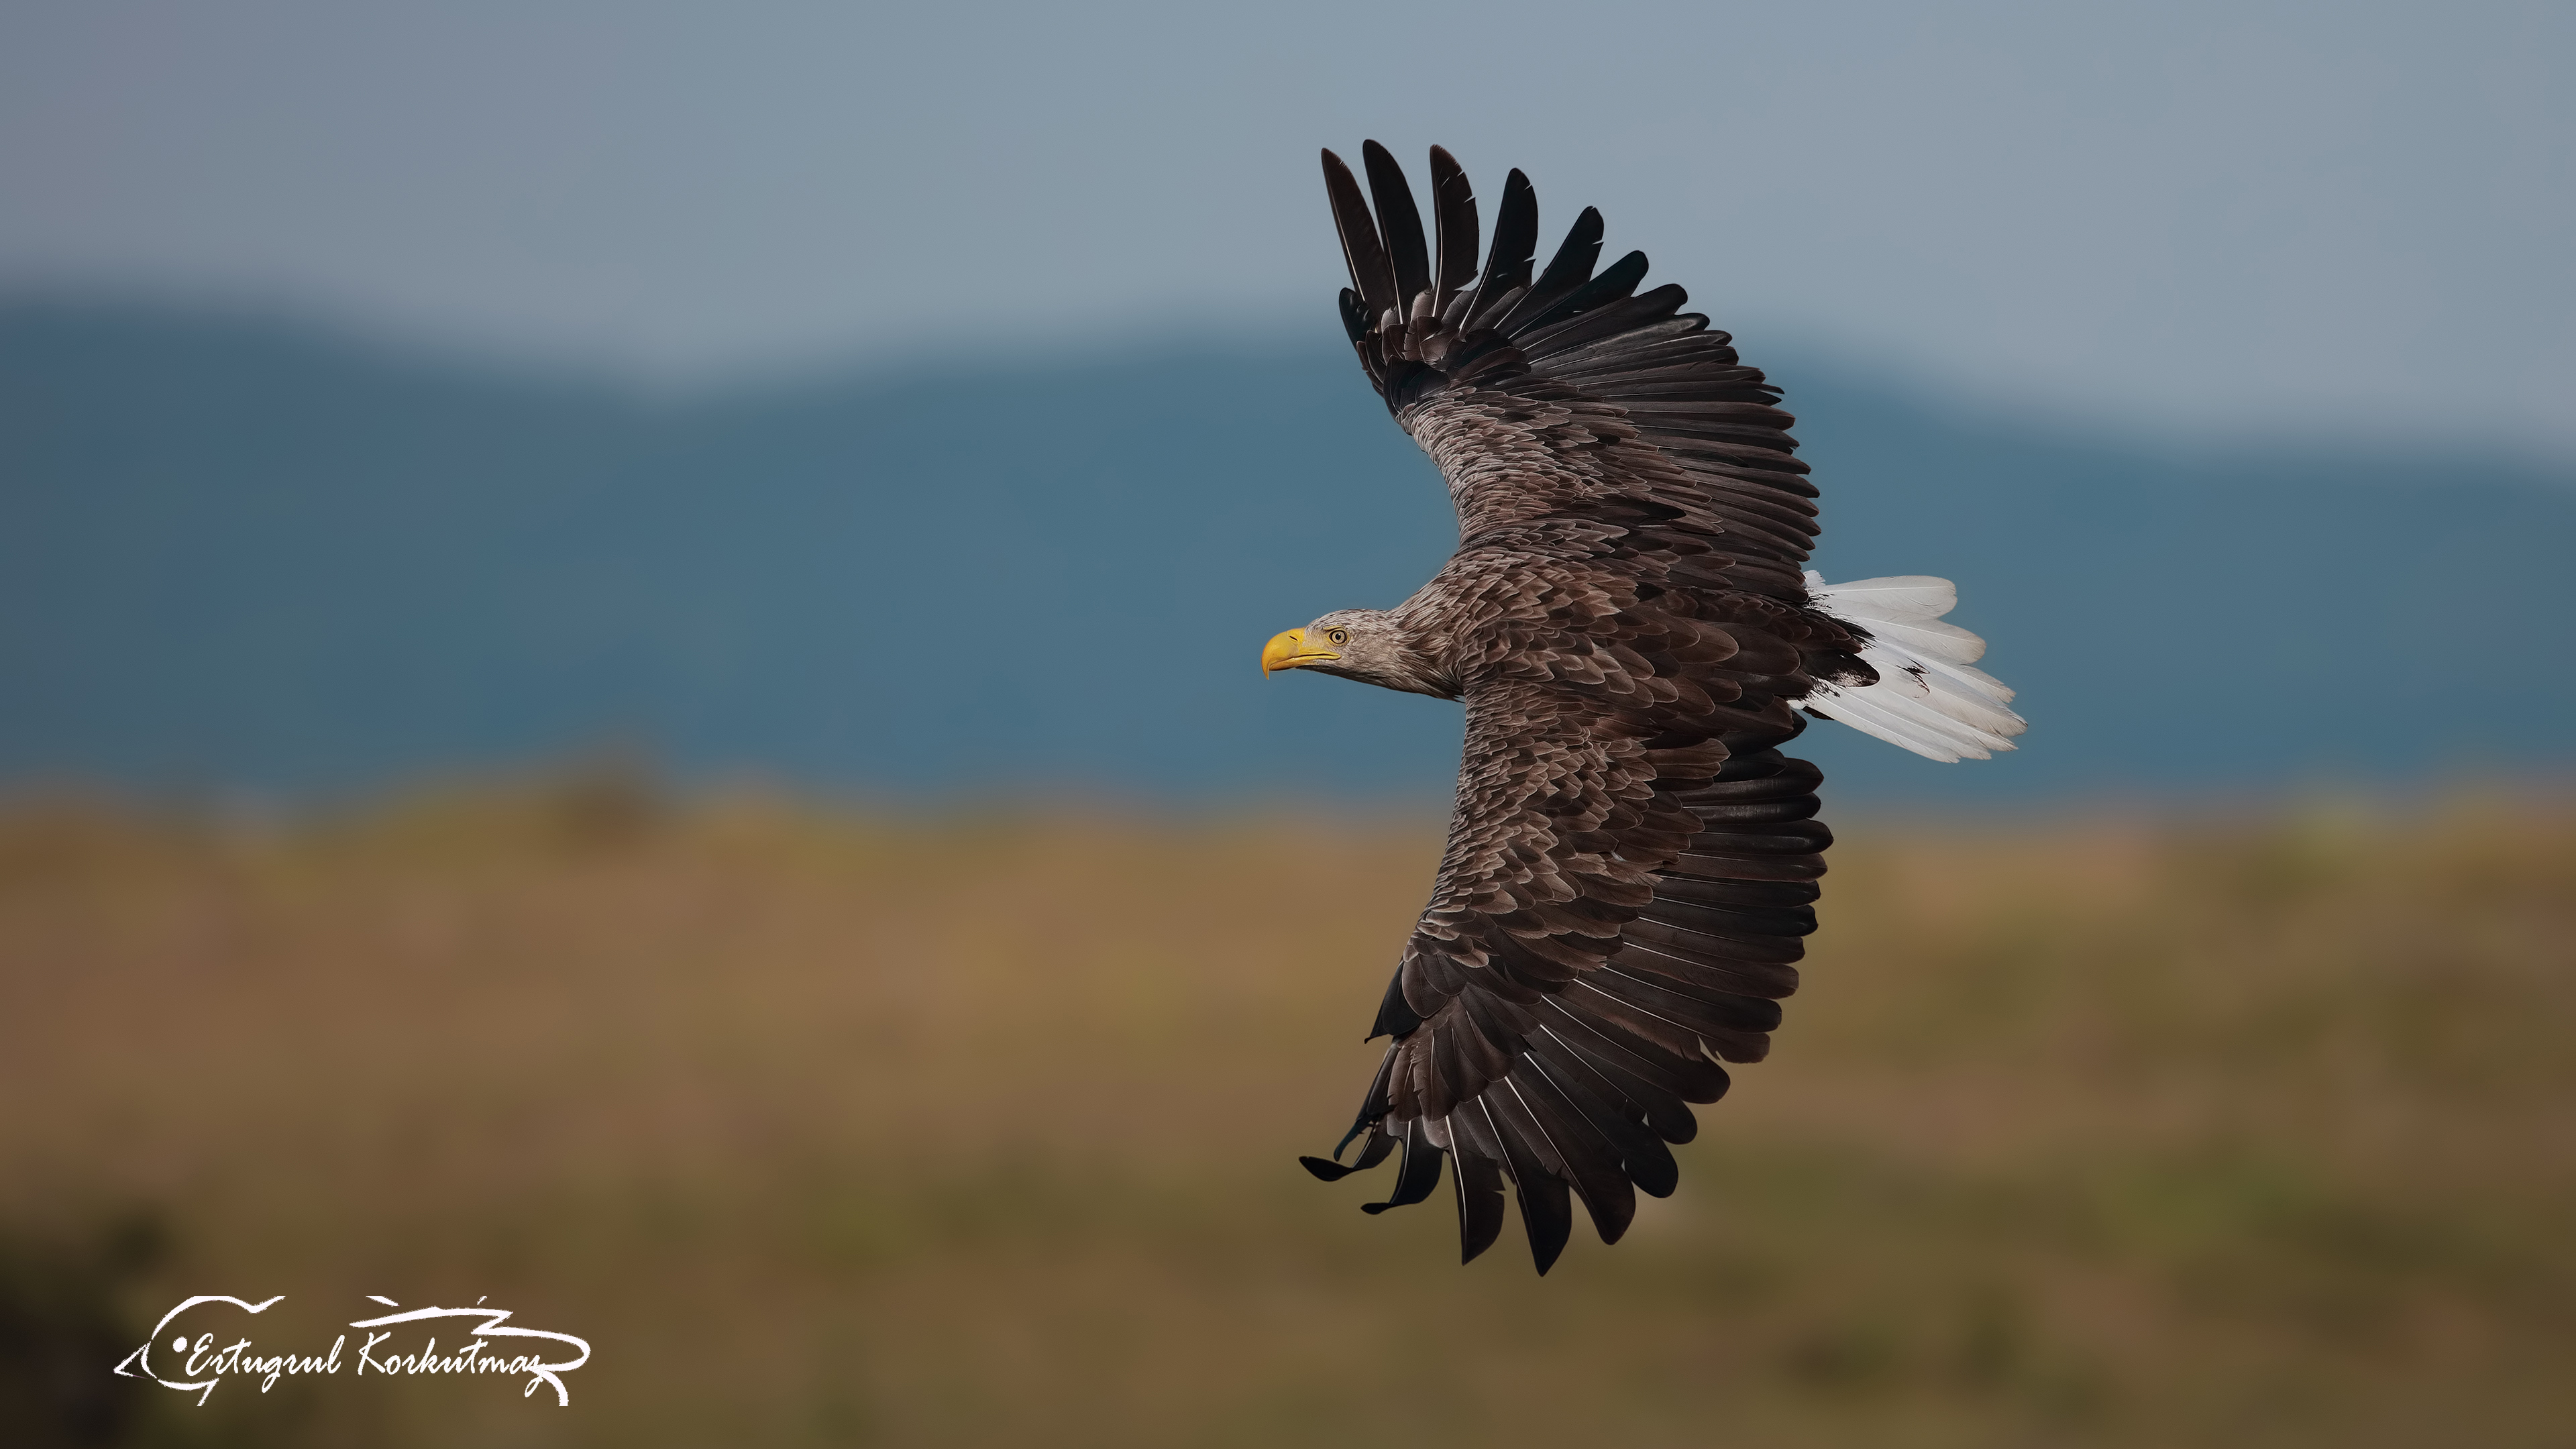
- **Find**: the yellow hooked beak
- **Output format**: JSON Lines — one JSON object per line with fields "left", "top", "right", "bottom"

{"left": 1261, "top": 628, "right": 1342, "bottom": 676}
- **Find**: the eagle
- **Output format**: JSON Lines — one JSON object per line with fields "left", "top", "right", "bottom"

{"left": 1265, "top": 143, "right": 2025, "bottom": 1274}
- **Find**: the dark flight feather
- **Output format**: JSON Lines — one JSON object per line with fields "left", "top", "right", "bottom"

{"left": 1529, "top": 1050, "right": 1679, "bottom": 1197}
{"left": 1463, "top": 168, "right": 1538, "bottom": 329}
{"left": 1428, "top": 146, "right": 1479, "bottom": 316}
{"left": 1480, "top": 1089, "right": 1575, "bottom": 1274}
{"left": 1448, "top": 1110, "right": 1511, "bottom": 1263}
{"left": 1495, "top": 206, "right": 1605, "bottom": 332}
{"left": 1511, "top": 248, "right": 1650, "bottom": 337}
{"left": 1533, "top": 1014, "right": 1708, "bottom": 1142}
{"left": 1509, "top": 1063, "right": 1637, "bottom": 1243}
{"left": 1321, "top": 150, "right": 1398, "bottom": 334}
{"left": 1361, "top": 140, "right": 1432, "bottom": 319}
{"left": 1363, "top": 1117, "right": 1447, "bottom": 1214}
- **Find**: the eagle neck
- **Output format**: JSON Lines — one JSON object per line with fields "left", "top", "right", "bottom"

{"left": 1383, "top": 600, "right": 1462, "bottom": 700}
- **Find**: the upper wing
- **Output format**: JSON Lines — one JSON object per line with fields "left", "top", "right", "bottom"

{"left": 1322, "top": 142, "right": 1817, "bottom": 599}
{"left": 1301, "top": 549, "right": 1845, "bottom": 1273}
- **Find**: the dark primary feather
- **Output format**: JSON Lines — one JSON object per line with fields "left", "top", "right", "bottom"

{"left": 1321, "top": 150, "right": 1397, "bottom": 340}
{"left": 1307, "top": 144, "right": 1872, "bottom": 1273}
{"left": 1428, "top": 146, "right": 1479, "bottom": 317}
{"left": 1361, "top": 141, "right": 1432, "bottom": 319}
{"left": 1499, "top": 208, "right": 1607, "bottom": 333}
{"left": 1464, "top": 168, "right": 1539, "bottom": 329}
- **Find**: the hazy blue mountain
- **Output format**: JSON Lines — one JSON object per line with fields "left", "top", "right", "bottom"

{"left": 4, "top": 300, "right": 2570, "bottom": 806}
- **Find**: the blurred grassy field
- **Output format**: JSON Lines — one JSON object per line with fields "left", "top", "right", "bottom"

{"left": 3, "top": 777, "right": 2572, "bottom": 1448}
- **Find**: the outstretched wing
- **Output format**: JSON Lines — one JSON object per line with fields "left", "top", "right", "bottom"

{"left": 1322, "top": 142, "right": 1817, "bottom": 599}
{"left": 1300, "top": 569, "right": 1840, "bottom": 1273}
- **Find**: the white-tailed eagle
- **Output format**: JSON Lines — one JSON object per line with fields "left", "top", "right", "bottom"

{"left": 1267, "top": 143, "right": 2025, "bottom": 1273}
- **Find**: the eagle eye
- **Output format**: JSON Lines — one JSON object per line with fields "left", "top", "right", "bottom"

{"left": 1327, "top": 629, "right": 1349, "bottom": 646}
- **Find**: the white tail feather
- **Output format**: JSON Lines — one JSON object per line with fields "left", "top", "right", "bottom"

{"left": 1803, "top": 571, "right": 2027, "bottom": 763}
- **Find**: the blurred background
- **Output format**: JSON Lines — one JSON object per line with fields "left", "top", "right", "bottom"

{"left": 3, "top": 3, "right": 2571, "bottom": 1445}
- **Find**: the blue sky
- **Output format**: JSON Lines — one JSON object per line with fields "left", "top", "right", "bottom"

{"left": 5, "top": 1, "right": 2570, "bottom": 453}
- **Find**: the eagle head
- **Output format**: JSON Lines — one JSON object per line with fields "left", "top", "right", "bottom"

{"left": 1260, "top": 609, "right": 1453, "bottom": 698}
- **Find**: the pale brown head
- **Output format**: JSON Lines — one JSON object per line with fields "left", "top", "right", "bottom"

{"left": 1260, "top": 608, "right": 1452, "bottom": 698}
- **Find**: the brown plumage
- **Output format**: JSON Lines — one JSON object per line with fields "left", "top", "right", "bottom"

{"left": 1275, "top": 142, "right": 2021, "bottom": 1274}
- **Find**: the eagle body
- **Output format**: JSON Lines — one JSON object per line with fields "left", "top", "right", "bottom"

{"left": 1271, "top": 143, "right": 2025, "bottom": 1273}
